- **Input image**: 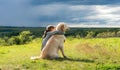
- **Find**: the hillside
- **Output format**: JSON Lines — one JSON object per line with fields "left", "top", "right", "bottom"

{"left": 0, "top": 38, "right": 120, "bottom": 70}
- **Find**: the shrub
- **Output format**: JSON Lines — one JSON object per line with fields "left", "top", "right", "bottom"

{"left": 0, "top": 38, "right": 6, "bottom": 46}
{"left": 75, "top": 34, "right": 81, "bottom": 39}
{"left": 96, "top": 32, "right": 115, "bottom": 38}
{"left": 86, "top": 31, "right": 95, "bottom": 38}
{"left": 18, "top": 31, "right": 33, "bottom": 44}
{"left": 0, "top": 31, "right": 33, "bottom": 46}
{"left": 8, "top": 36, "right": 20, "bottom": 45}
{"left": 117, "top": 31, "right": 120, "bottom": 37}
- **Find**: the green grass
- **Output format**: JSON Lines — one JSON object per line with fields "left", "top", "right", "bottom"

{"left": 0, "top": 38, "right": 120, "bottom": 70}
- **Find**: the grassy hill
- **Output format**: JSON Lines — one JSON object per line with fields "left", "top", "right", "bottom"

{"left": 0, "top": 38, "right": 120, "bottom": 70}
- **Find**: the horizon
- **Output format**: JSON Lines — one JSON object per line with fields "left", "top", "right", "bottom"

{"left": 0, "top": 24, "right": 120, "bottom": 28}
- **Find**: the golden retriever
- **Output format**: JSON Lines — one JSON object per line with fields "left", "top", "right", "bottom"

{"left": 31, "top": 22, "right": 69, "bottom": 60}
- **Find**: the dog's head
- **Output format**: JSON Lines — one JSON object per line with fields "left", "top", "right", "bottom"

{"left": 56, "top": 22, "right": 69, "bottom": 32}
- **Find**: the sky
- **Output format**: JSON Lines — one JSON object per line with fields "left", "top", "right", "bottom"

{"left": 0, "top": 0, "right": 120, "bottom": 27}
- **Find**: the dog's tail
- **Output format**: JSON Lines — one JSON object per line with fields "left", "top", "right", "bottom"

{"left": 30, "top": 56, "right": 41, "bottom": 60}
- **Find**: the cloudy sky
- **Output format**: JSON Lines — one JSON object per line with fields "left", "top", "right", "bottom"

{"left": 0, "top": 0, "right": 120, "bottom": 27}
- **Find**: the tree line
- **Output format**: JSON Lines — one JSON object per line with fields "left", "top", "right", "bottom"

{"left": 0, "top": 27, "right": 120, "bottom": 46}
{"left": 65, "top": 28, "right": 120, "bottom": 38}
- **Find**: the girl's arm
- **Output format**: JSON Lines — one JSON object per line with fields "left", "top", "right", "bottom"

{"left": 49, "top": 30, "right": 64, "bottom": 35}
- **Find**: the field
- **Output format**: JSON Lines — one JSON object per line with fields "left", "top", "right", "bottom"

{"left": 0, "top": 37, "right": 120, "bottom": 70}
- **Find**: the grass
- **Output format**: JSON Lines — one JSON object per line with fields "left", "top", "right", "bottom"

{"left": 0, "top": 38, "right": 120, "bottom": 70}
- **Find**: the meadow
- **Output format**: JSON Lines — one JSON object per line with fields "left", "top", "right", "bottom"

{"left": 0, "top": 37, "right": 120, "bottom": 70}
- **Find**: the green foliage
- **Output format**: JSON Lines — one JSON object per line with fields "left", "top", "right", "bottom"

{"left": 117, "top": 31, "right": 120, "bottom": 37}
{"left": 18, "top": 31, "right": 33, "bottom": 44}
{"left": 96, "top": 32, "right": 116, "bottom": 38}
{"left": 86, "top": 31, "right": 95, "bottom": 38}
{"left": 0, "top": 26, "right": 45, "bottom": 38}
{"left": 66, "top": 28, "right": 120, "bottom": 38}
{"left": 75, "top": 34, "right": 81, "bottom": 39}
{"left": 0, "top": 38, "right": 6, "bottom": 46}
{"left": 8, "top": 36, "right": 20, "bottom": 45}
{"left": 0, "top": 31, "right": 33, "bottom": 46}
{"left": 0, "top": 26, "right": 120, "bottom": 38}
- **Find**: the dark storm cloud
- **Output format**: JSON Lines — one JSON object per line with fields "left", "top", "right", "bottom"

{"left": 0, "top": 0, "right": 120, "bottom": 27}
{"left": 31, "top": 0, "right": 120, "bottom": 5}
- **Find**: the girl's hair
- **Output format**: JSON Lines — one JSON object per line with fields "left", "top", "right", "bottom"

{"left": 42, "top": 25, "right": 55, "bottom": 38}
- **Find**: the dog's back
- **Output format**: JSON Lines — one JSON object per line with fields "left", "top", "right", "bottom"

{"left": 40, "top": 35, "right": 65, "bottom": 59}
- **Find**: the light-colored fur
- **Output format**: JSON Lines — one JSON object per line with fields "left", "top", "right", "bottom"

{"left": 31, "top": 22, "right": 69, "bottom": 60}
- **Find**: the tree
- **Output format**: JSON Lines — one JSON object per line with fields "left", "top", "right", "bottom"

{"left": 96, "top": 32, "right": 116, "bottom": 38}
{"left": 117, "top": 31, "right": 120, "bottom": 37}
{"left": 18, "top": 31, "right": 33, "bottom": 44}
{"left": 86, "top": 31, "right": 95, "bottom": 38}
{"left": 8, "top": 36, "right": 20, "bottom": 45}
{"left": 0, "top": 38, "right": 6, "bottom": 46}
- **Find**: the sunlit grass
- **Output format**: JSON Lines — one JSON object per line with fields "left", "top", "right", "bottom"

{"left": 0, "top": 38, "right": 120, "bottom": 70}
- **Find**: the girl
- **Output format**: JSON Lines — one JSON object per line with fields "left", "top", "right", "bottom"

{"left": 30, "top": 25, "right": 65, "bottom": 60}
{"left": 41, "top": 25, "right": 64, "bottom": 50}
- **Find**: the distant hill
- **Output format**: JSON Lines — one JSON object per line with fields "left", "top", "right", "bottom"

{"left": 0, "top": 26, "right": 45, "bottom": 37}
{"left": 0, "top": 26, "right": 120, "bottom": 38}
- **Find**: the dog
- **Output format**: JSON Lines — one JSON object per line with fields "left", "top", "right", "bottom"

{"left": 31, "top": 22, "right": 69, "bottom": 60}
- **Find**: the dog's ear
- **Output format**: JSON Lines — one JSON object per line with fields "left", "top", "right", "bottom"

{"left": 61, "top": 24, "right": 64, "bottom": 31}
